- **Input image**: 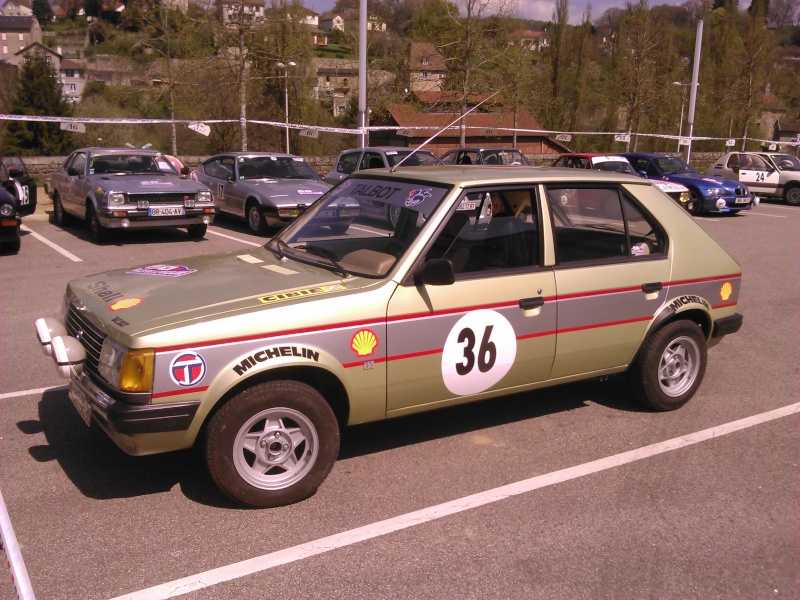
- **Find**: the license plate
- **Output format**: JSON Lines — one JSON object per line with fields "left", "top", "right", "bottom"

{"left": 68, "top": 384, "right": 93, "bottom": 426}
{"left": 734, "top": 197, "right": 750, "bottom": 204}
{"left": 317, "top": 210, "right": 337, "bottom": 218}
{"left": 148, "top": 207, "right": 185, "bottom": 216}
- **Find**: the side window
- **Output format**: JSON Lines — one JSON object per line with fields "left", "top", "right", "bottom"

{"left": 727, "top": 154, "right": 740, "bottom": 170}
{"left": 361, "top": 152, "right": 385, "bottom": 170}
{"left": 68, "top": 152, "right": 86, "bottom": 175}
{"left": 338, "top": 152, "right": 359, "bottom": 174}
{"left": 442, "top": 152, "right": 459, "bottom": 165}
{"left": 426, "top": 189, "right": 539, "bottom": 275}
{"left": 546, "top": 186, "right": 665, "bottom": 264}
{"left": 219, "top": 157, "right": 235, "bottom": 179}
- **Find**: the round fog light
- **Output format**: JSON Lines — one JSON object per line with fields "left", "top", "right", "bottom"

{"left": 202, "top": 216, "right": 211, "bottom": 224}
{"left": 121, "top": 219, "right": 130, "bottom": 228}
{"left": 716, "top": 199, "right": 726, "bottom": 209}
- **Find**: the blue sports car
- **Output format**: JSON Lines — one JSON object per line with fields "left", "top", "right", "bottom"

{"left": 622, "top": 153, "right": 753, "bottom": 215}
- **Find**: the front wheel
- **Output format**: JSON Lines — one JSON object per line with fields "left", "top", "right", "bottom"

{"left": 247, "top": 200, "right": 266, "bottom": 235}
{"left": 87, "top": 205, "right": 108, "bottom": 243}
{"left": 784, "top": 184, "right": 800, "bottom": 206}
{"left": 685, "top": 191, "right": 703, "bottom": 216}
{"left": 187, "top": 223, "right": 207, "bottom": 239}
{"left": 205, "top": 381, "right": 339, "bottom": 508}
{"left": 629, "top": 320, "right": 707, "bottom": 411}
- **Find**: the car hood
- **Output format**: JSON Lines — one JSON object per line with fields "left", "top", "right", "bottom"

{"left": 665, "top": 172, "right": 743, "bottom": 191}
{"left": 92, "top": 173, "right": 208, "bottom": 194}
{"left": 238, "top": 180, "right": 330, "bottom": 205}
{"left": 67, "top": 247, "right": 370, "bottom": 337}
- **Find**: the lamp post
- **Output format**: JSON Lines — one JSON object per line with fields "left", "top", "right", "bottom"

{"left": 673, "top": 81, "right": 690, "bottom": 153}
{"left": 276, "top": 61, "right": 296, "bottom": 154}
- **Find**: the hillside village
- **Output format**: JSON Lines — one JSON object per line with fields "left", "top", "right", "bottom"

{"left": 0, "top": 0, "right": 798, "bottom": 158}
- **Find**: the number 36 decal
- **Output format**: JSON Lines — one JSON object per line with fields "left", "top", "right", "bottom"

{"left": 441, "top": 310, "right": 517, "bottom": 395}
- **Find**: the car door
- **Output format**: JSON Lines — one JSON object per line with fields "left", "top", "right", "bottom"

{"left": 543, "top": 184, "right": 671, "bottom": 378}
{"left": 204, "top": 156, "right": 237, "bottom": 215}
{"left": 731, "top": 154, "right": 780, "bottom": 198}
{"left": 385, "top": 187, "right": 557, "bottom": 415}
{"left": 64, "top": 151, "right": 87, "bottom": 216}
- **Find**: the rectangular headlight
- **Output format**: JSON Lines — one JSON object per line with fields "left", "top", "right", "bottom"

{"left": 99, "top": 337, "right": 154, "bottom": 392}
{"left": 108, "top": 192, "right": 126, "bottom": 205}
{"left": 197, "top": 191, "right": 212, "bottom": 203}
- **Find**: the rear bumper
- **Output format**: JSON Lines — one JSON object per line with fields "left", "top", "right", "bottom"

{"left": 712, "top": 313, "right": 743, "bottom": 338}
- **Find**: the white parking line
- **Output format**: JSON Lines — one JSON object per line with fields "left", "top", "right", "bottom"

{"left": 0, "top": 385, "right": 67, "bottom": 401}
{"left": 112, "top": 402, "right": 800, "bottom": 600}
{"left": 205, "top": 228, "right": 263, "bottom": 247}
{"left": 20, "top": 225, "right": 82, "bottom": 262}
{"left": 747, "top": 211, "right": 788, "bottom": 219}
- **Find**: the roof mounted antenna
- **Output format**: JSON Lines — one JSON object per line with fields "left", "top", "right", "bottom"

{"left": 391, "top": 90, "right": 500, "bottom": 173}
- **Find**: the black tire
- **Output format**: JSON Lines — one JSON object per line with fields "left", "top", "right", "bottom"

{"left": 784, "top": 184, "right": 800, "bottom": 206}
{"left": 87, "top": 204, "right": 108, "bottom": 243}
{"left": 629, "top": 320, "right": 707, "bottom": 411}
{"left": 387, "top": 204, "right": 401, "bottom": 228}
{"left": 187, "top": 223, "right": 207, "bottom": 239}
{"left": 52, "top": 193, "right": 71, "bottom": 226}
{"left": 686, "top": 191, "right": 703, "bottom": 216}
{"left": 1, "top": 238, "right": 20, "bottom": 254}
{"left": 247, "top": 200, "right": 266, "bottom": 235}
{"left": 328, "top": 222, "right": 349, "bottom": 235}
{"left": 205, "top": 381, "right": 339, "bottom": 508}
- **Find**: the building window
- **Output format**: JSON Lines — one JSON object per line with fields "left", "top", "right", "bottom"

{"left": 2, "top": 46, "right": 7, "bottom": 54}
{"left": 19, "top": 33, "right": 24, "bottom": 41}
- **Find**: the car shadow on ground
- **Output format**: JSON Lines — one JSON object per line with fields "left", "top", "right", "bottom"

{"left": 27, "top": 376, "right": 646, "bottom": 508}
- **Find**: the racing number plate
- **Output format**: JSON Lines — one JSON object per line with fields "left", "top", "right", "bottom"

{"left": 148, "top": 207, "right": 185, "bottom": 216}
{"left": 68, "top": 383, "right": 93, "bottom": 426}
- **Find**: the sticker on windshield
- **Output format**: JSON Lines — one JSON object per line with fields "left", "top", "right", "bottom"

{"left": 441, "top": 310, "right": 516, "bottom": 395}
{"left": 405, "top": 189, "right": 432, "bottom": 207}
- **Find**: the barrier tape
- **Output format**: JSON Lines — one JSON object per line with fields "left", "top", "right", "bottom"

{"left": 0, "top": 487, "right": 36, "bottom": 600}
{"left": 1, "top": 113, "right": 796, "bottom": 148}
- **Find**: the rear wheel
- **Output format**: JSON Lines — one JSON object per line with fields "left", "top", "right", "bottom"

{"left": 87, "top": 204, "right": 108, "bottom": 243}
{"left": 784, "top": 184, "right": 800, "bottom": 206}
{"left": 187, "top": 223, "right": 207, "bottom": 239}
{"left": 629, "top": 320, "right": 707, "bottom": 411}
{"left": 247, "top": 200, "right": 266, "bottom": 235}
{"left": 205, "top": 381, "right": 339, "bottom": 508}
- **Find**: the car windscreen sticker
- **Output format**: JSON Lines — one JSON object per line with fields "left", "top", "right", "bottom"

{"left": 127, "top": 264, "right": 197, "bottom": 277}
{"left": 170, "top": 351, "right": 206, "bottom": 387}
{"left": 441, "top": 310, "right": 516, "bottom": 396}
{"left": 405, "top": 189, "right": 432, "bottom": 207}
{"left": 297, "top": 189, "right": 322, "bottom": 195}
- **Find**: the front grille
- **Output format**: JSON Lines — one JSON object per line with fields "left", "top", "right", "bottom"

{"left": 129, "top": 193, "right": 196, "bottom": 205}
{"left": 65, "top": 304, "right": 106, "bottom": 377}
{"left": 734, "top": 187, "right": 747, "bottom": 197}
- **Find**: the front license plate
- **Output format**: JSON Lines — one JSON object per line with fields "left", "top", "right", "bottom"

{"left": 148, "top": 207, "right": 185, "bottom": 216}
{"left": 734, "top": 197, "right": 750, "bottom": 204}
{"left": 68, "top": 383, "right": 93, "bottom": 426}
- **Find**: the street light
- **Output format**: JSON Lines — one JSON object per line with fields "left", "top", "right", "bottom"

{"left": 673, "top": 81, "right": 691, "bottom": 153}
{"left": 276, "top": 61, "right": 296, "bottom": 154}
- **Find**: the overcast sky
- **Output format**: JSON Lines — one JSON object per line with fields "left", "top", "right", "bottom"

{"left": 302, "top": 0, "right": 689, "bottom": 25}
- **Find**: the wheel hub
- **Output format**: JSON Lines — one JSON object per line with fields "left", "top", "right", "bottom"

{"left": 259, "top": 429, "right": 293, "bottom": 464}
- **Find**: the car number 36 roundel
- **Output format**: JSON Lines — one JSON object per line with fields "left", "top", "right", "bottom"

{"left": 441, "top": 310, "right": 517, "bottom": 395}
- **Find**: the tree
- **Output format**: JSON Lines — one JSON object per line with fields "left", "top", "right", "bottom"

{"left": 2, "top": 52, "right": 73, "bottom": 155}
{"left": 32, "top": 0, "right": 54, "bottom": 24}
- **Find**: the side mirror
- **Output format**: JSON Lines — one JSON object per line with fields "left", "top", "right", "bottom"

{"left": 8, "top": 168, "right": 24, "bottom": 178}
{"left": 637, "top": 170, "right": 648, "bottom": 178}
{"left": 414, "top": 259, "right": 455, "bottom": 286}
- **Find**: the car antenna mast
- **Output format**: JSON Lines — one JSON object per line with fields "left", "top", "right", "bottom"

{"left": 391, "top": 91, "right": 500, "bottom": 173}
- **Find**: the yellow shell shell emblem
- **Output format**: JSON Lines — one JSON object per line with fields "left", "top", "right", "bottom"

{"left": 720, "top": 282, "right": 733, "bottom": 302}
{"left": 109, "top": 298, "right": 143, "bottom": 311}
{"left": 351, "top": 329, "right": 378, "bottom": 357}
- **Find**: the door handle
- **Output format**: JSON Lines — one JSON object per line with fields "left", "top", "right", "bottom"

{"left": 642, "top": 282, "right": 662, "bottom": 294}
{"left": 519, "top": 297, "right": 545, "bottom": 310}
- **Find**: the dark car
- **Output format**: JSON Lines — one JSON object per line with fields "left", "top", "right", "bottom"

{"left": 622, "top": 152, "right": 753, "bottom": 215}
{"left": 440, "top": 147, "right": 530, "bottom": 166}
{"left": 324, "top": 147, "right": 444, "bottom": 185}
{"left": 194, "top": 152, "right": 332, "bottom": 234}
{"left": 0, "top": 185, "right": 21, "bottom": 254}
{"left": 0, "top": 152, "right": 37, "bottom": 217}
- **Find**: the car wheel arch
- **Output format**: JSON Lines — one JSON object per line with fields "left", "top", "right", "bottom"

{"left": 196, "top": 364, "right": 351, "bottom": 448}
{"left": 633, "top": 306, "right": 711, "bottom": 366}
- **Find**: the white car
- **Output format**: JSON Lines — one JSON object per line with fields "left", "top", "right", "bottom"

{"left": 707, "top": 151, "right": 800, "bottom": 206}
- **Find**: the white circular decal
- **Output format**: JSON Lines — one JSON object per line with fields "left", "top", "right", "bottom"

{"left": 441, "top": 310, "right": 517, "bottom": 396}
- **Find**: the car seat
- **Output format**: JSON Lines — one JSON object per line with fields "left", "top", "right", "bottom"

{"left": 367, "top": 156, "right": 384, "bottom": 170}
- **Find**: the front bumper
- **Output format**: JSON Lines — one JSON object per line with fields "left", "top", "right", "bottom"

{"left": 96, "top": 206, "right": 216, "bottom": 229}
{"left": 704, "top": 195, "right": 753, "bottom": 212}
{"left": 0, "top": 217, "right": 21, "bottom": 242}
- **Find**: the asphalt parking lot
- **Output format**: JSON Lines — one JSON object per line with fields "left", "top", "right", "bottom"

{"left": 1, "top": 197, "right": 798, "bottom": 600}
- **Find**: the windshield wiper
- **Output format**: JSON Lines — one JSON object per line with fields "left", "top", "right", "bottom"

{"left": 297, "top": 245, "right": 349, "bottom": 277}
{"left": 266, "top": 237, "right": 290, "bottom": 260}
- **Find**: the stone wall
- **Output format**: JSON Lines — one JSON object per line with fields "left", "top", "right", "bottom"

{"left": 22, "top": 153, "right": 726, "bottom": 185}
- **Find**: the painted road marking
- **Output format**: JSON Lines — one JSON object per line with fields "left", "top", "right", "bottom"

{"left": 20, "top": 225, "right": 82, "bottom": 262}
{"left": 205, "top": 228, "right": 262, "bottom": 246}
{"left": 110, "top": 402, "right": 800, "bottom": 600}
{"left": 0, "top": 385, "right": 68, "bottom": 401}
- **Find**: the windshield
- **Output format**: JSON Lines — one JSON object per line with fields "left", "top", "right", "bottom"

{"left": 767, "top": 154, "right": 800, "bottom": 171}
{"left": 267, "top": 177, "right": 451, "bottom": 278}
{"left": 238, "top": 156, "right": 321, "bottom": 180}
{"left": 90, "top": 154, "right": 162, "bottom": 175}
{"left": 0, "top": 153, "right": 27, "bottom": 176}
{"left": 480, "top": 150, "right": 528, "bottom": 165}
{"left": 592, "top": 159, "right": 636, "bottom": 174}
{"left": 654, "top": 156, "right": 693, "bottom": 175}
{"left": 385, "top": 151, "right": 443, "bottom": 168}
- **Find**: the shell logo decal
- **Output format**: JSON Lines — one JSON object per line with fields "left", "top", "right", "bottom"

{"left": 108, "top": 298, "right": 143, "bottom": 311}
{"left": 351, "top": 329, "right": 378, "bottom": 357}
{"left": 720, "top": 282, "right": 733, "bottom": 302}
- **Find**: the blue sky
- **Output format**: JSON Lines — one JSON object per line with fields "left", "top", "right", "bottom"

{"left": 302, "top": 0, "right": 689, "bottom": 25}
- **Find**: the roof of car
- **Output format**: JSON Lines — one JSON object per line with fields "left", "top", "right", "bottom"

{"left": 209, "top": 152, "right": 299, "bottom": 158}
{"left": 352, "top": 165, "right": 648, "bottom": 186}
{"left": 81, "top": 147, "right": 164, "bottom": 155}
{"left": 340, "top": 147, "right": 427, "bottom": 153}
{"left": 444, "top": 147, "right": 525, "bottom": 152}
